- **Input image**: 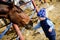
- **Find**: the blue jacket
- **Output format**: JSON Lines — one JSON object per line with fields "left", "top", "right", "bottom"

{"left": 33, "top": 18, "right": 56, "bottom": 37}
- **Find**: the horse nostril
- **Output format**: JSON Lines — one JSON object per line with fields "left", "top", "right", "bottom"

{"left": 24, "top": 21, "right": 33, "bottom": 29}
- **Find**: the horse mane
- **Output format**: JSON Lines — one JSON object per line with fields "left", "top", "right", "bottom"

{"left": 0, "top": 1, "right": 13, "bottom": 8}
{"left": 0, "top": 1, "right": 23, "bottom": 18}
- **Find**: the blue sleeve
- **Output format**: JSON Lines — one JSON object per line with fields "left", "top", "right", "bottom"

{"left": 33, "top": 22, "right": 41, "bottom": 30}
{"left": 47, "top": 20, "right": 54, "bottom": 30}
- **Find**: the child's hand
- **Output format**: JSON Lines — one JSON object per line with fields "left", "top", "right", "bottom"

{"left": 48, "top": 28, "right": 52, "bottom": 32}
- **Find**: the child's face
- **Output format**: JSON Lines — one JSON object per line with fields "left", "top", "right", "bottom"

{"left": 38, "top": 17, "right": 46, "bottom": 21}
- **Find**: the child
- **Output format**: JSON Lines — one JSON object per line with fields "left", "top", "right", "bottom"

{"left": 33, "top": 8, "right": 56, "bottom": 40}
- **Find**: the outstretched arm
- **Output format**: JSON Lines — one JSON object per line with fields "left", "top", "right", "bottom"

{"left": 33, "top": 22, "right": 41, "bottom": 30}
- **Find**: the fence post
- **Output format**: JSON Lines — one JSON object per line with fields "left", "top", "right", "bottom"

{"left": 13, "top": 24, "right": 24, "bottom": 40}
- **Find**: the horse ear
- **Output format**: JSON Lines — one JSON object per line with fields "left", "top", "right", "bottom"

{"left": 12, "top": 0, "right": 15, "bottom": 6}
{"left": 8, "top": 1, "right": 15, "bottom": 10}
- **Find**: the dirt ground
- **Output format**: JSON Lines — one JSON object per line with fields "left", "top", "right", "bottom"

{"left": 0, "top": 1, "right": 60, "bottom": 40}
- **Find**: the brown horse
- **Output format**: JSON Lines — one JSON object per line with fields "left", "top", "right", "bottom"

{"left": 0, "top": 2, "right": 30, "bottom": 26}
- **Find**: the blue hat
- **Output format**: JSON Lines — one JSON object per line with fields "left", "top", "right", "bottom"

{"left": 37, "top": 8, "right": 46, "bottom": 17}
